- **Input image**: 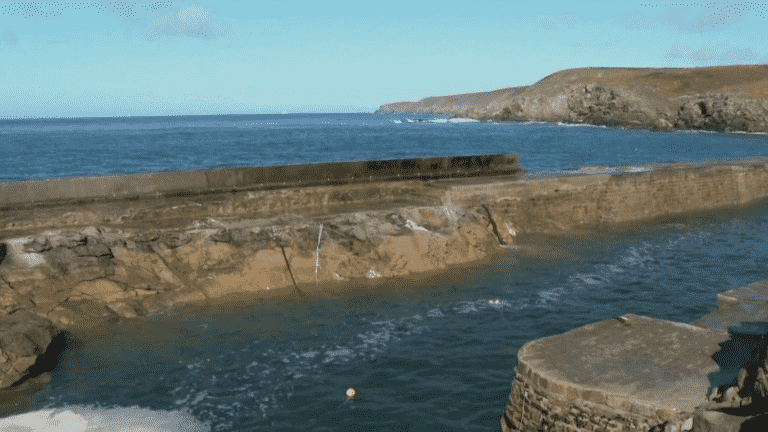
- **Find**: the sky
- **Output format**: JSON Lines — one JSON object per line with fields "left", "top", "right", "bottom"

{"left": 1, "top": 0, "right": 767, "bottom": 118}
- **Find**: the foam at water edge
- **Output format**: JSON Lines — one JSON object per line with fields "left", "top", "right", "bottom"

{"left": 0, "top": 405, "right": 210, "bottom": 432}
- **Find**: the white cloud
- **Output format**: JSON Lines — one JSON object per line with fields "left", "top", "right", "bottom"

{"left": 660, "top": 1, "right": 752, "bottom": 33}
{"left": 146, "top": 4, "right": 228, "bottom": 40}
{"left": 664, "top": 45, "right": 758, "bottom": 65}
{"left": 618, "top": 11, "right": 660, "bottom": 31}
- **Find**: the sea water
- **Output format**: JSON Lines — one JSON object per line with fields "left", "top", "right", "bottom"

{"left": 1, "top": 113, "right": 768, "bottom": 181}
{"left": 1, "top": 113, "right": 768, "bottom": 431}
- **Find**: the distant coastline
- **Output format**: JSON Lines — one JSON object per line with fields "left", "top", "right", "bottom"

{"left": 376, "top": 65, "right": 768, "bottom": 133}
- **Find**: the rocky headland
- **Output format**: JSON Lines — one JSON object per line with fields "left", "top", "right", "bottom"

{"left": 376, "top": 65, "right": 768, "bottom": 133}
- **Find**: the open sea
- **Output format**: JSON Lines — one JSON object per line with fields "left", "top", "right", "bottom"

{"left": 1, "top": 113, "right": 768, "bottom": 431}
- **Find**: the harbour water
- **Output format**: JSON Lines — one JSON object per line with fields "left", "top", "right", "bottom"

{"left": 1, "top": 113, "right": 768, "bottom": 431}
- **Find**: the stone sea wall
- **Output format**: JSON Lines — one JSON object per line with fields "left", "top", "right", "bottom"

{"left": 2, "top": 157, "right": 768, "bottom": 391}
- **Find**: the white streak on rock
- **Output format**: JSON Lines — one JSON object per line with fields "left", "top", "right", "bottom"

{"left": 682, "top": 417, "right": 693, "bottom": 431}
{"left": 405, "top": 220, "right": 430, "bottom": 233}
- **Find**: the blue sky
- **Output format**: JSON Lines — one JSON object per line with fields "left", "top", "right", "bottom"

{"left": 1, "top": 0, "right": 767, "bottom": 118}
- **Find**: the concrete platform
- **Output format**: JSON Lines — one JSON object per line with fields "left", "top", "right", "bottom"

{"left": 518, "top": 314, "right": 728, "bottom": 414}
{"left": 503, "top": 281, "right": 768, "bottom": 432}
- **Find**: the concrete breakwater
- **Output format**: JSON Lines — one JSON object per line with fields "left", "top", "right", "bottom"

{"left": 1, "top": 155, "right": 768, "bottom": 397}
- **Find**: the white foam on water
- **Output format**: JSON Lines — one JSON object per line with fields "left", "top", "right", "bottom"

{"left": 427, "top": 308, "right": 444, "bottom": 318}
{"left": 322, "top": 347, "right": 354, "bottom": 364}
{"left": 662, "top": 223, "right": 688, "bottom": 230}
{"left": 536, "top": 287, "right": 565, "bottom": 308}
{"left": 555, "top": 122, "right": 605, "bottom": 128}
{"left": 0, "top": 405, "right": 210, "bottom": 432}
{"left": 299, "top": 351, "right": 319, "bottom": 359}
{"left": 621, "top": 245, "right": 655, "bottom": 267}
{"left": 391, "top": 120, "right": 402, "bottom": 124}
{"left": 447, "top": 118, "right": 478, "bottom": 123}
{"left": 454, "top": 301, "right": 478, "bottom": 314}
{"left": 625, "top": 166, "right": 650, "bottom": 173}
{"left": 571, "top": 273, "right": 605, "bottom": 286}
{"left": 428, "top": 119, "right": 448, "bottom": 123}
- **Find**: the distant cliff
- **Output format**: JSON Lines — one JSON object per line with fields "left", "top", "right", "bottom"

{"left": 376, "top": 86, "right": 528, "bottom": 118}
{"left": 376, "top": 65, "right": 768, "bottom": 132}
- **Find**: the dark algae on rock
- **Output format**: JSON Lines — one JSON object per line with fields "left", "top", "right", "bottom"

{"left": 377, "top": 65, "right": 768, "bottom": 133}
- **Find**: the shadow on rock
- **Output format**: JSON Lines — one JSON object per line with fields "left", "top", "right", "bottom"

{"left": 740, "top": 412, "right": 768, "bottom": 431}
{"left": 10, "top": 330, "right": 70, "bottom": 389}
{"left": 708, "top": 321, "right": 768, "bottom": 395}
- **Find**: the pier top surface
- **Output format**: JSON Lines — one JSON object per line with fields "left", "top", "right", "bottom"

{"left": 519, "top": 314, "right": 730, "bottom": 412}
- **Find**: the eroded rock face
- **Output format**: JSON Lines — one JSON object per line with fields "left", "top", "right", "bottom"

{"left": 674, "top": 94, "right": 768, "bottom": 132}
{"left": 0, "top": 310, "right": 58, "bottom": 388}
{"left": 377, "top": 66, "right": 768, "bottom": 133}
{"left": 0, "top": 204, "right": 504, "bottom": 343}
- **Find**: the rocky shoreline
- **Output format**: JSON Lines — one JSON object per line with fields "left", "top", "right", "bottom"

{"left": 2, "top": 156, "right": 768, "bottom": 408}
{"left": 376, "top": 65, "right": 768, "bottom": 133}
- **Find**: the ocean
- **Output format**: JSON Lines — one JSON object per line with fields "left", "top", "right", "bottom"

{"left": 1, "top": 113, "right": 768, "bottom": 431}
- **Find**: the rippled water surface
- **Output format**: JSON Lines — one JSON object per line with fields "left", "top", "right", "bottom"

{"left": 2, "top": 113, "right": 768, "bottom": 181}
{"left": 1, "top": 203, "right": 767, "bottom": 431}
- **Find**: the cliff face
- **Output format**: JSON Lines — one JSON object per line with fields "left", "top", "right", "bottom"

{"left": 376, "top": 65, "right": 768, "bottom": 132}
{"left": 376, "top": 86, "right": 528, "bottom": 118}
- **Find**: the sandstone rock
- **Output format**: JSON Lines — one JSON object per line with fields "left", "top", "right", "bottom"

{"left": 23, "top": 237, "right": 51, "bottom": 253}
{"left": 106, "top": 300, "right": 144, "bottom": 319}
{"left": 47, "top": 300, "right": 119, "bottom": 330}
{"left": 71, "top": 279, "right": 128, "bottom": 303}
{"left": 655, "top": 118, "right": 674, "bottom": 130}
{"left": 110, "top": 246, "right": 185, "bottom": 292}
{"left": 157, "top": 239, "right": 240, "bottom": 285}
{"left": 61, "top": 233, "right": 87, "bottom": 248}
{"left": 73, "top": 241, "right": 113, "bottom": 257}
{"left": 42, "top": 247, "right": 106, "bottom": 282}
{"left": 0, "top": 310, "right": 58, "bottom": 388}
{"left": 692, "top": 409, "right": 751, "bottom": 432}
{"left": 210, "top": 229, "right": 232, "bottom": 243}
{"left": 160, "top": 231, "right": 193, "bottom": 249}
{"left": 0, "top": 279, "right": 34, "bottom": 315}
{"left": 199, "top": 248, "right": 291, "bottom": 298}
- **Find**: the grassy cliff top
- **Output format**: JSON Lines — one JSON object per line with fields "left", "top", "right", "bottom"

{"left": 528, "top": 64, "right": 768, "bottom": 99}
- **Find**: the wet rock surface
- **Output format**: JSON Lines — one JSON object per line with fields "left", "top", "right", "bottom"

{"left": 0, "top": 310, "right": 59, "bottom": 388}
